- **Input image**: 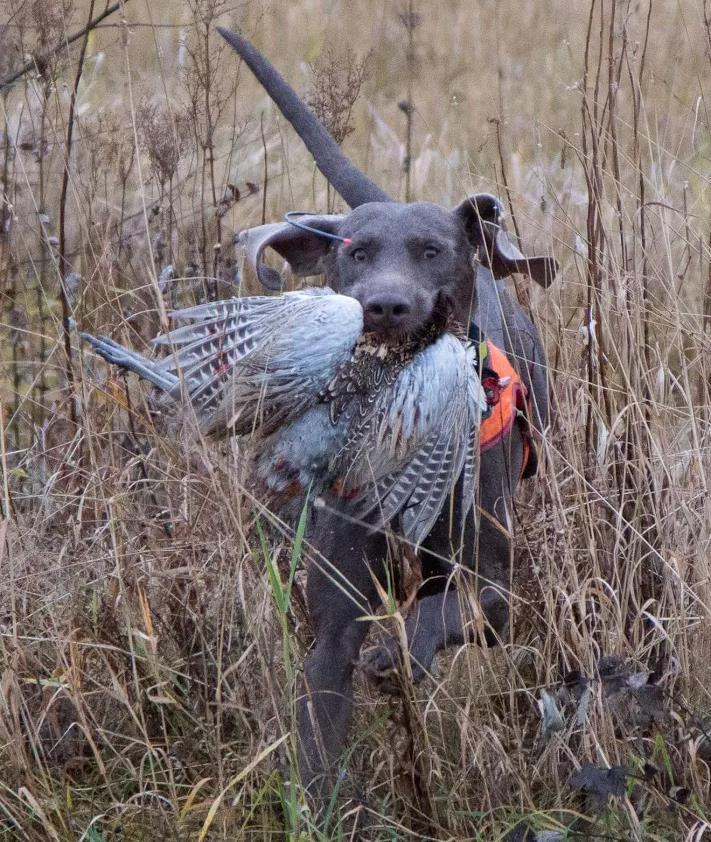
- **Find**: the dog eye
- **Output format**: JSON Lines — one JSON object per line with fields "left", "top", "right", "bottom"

{"left": 351, "top": 247, "right": 367, "bottom": 262}
{"left": 423, "top": 245, "right": 440, "bottom": 259}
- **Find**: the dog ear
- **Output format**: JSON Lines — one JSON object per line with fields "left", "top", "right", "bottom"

{"left": 238, "top": 215, "right": 346, "bottom": 290}
{"left": 453, "top": 193, "right": 558, "bottom": 288}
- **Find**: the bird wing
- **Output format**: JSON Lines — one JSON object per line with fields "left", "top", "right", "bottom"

{"left": 152, "top": 294, "right": 295, "bottom": 417}
{"left": 345, "top": 337, "right": 488, "bottom": 546}
{"left": 152, "top": 291, "right": 364, "bottom": 435}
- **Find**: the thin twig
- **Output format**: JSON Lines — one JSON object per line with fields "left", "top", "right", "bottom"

{"left": 58, "top": 0, "right": 99, "bottom": 426}
{"left": 0, "top": 1, "right": 130, "bottom": 93}
{"left": 260, "top": 111, "right": 268, "bottom": 226}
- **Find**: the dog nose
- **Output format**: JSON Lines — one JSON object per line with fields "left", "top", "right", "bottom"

{"left": 363, "top": 294, "right": 412, "bottom": 330}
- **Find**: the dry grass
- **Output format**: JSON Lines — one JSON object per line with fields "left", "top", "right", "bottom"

{"left": 1, "top": 0, "right": 710, "bottom": 839}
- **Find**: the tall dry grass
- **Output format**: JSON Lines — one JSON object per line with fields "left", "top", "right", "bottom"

{"left": 0, "top": 0, "right": 710, "bottom": 839}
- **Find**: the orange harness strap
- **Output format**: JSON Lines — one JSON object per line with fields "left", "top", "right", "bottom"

{"left": 479, "top": 340, "right": 536, "bottom": 479}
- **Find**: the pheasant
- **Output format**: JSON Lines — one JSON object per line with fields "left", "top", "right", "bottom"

{"left": 81, "top": 289, "right": 488, "bottom": 546}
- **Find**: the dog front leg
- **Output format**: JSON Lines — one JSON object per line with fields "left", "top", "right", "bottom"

{"left": 297, "top": 515, "right": 387, "bottom": 797}
{"left": 362, "top": 582, "right": 509, "bottom": 687}
{"left": 364, "top": 443, "right": 518, "bottom": 688}
{"left": 403, "top": 583, "right": 509, "bottom": 677}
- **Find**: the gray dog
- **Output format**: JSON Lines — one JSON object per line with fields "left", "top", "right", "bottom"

{"left": 218, "top": 28, "right": 558, "bottom": 795}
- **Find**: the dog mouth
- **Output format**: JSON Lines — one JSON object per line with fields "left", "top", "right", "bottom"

{"left": 362, "top": 322, "right": 417, "bottom": 344}
{"left": 353, "top": 284, "right": 462, "bottom": 347}
{"left": 363, "top": 308, "right": 454, "bottom": 349}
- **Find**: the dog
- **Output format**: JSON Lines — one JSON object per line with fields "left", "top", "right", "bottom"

{"left": 218, "top": 27, "right": 558, "bottom": 795}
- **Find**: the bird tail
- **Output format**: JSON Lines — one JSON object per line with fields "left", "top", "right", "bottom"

{"left": 80, "top": 332, "right": 179, "bottom": 393}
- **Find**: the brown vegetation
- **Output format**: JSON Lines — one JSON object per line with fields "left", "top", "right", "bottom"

{"left": 0, "top": 0, "right": 709, "bottom": 838}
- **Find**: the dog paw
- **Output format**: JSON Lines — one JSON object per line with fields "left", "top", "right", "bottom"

{"left": 360, "top": 641, "right": 403, "bottom": 694}
{"left": 360, "top": 639, "right": 429, "bottom": 693}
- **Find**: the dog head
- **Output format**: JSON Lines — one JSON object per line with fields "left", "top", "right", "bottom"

{"left": 219, "top": 27, "right": 557, "bottom": 340}
{"left": 241, "top": 194, "right": 556, "bottom": 339}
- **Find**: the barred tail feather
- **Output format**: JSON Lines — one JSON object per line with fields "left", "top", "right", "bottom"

{"left": 80, "top": 333, "right": 179, "bottom": 392}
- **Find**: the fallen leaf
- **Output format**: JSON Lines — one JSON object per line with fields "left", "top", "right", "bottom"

{"left": 570, "top": 763, "right": 629, "bottom": 810}
{"left": 538, "top": 688, "right": 565, "bottom": 739}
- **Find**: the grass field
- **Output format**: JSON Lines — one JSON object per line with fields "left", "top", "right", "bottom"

{"left": 1, "top": 0, "right": 710, "bottom": 838}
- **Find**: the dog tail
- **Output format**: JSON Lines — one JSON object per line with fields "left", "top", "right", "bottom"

{"left": 217, "top": 27, "right": 390, "bottom": 209}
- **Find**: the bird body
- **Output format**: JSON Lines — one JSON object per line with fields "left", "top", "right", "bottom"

{"left": 81, "top": 289, "right": 488, "bottom": 545}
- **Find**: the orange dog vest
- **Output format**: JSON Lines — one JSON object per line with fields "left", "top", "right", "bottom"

{"left": 478, "top": 340, "right": 536, "bottom": 478}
